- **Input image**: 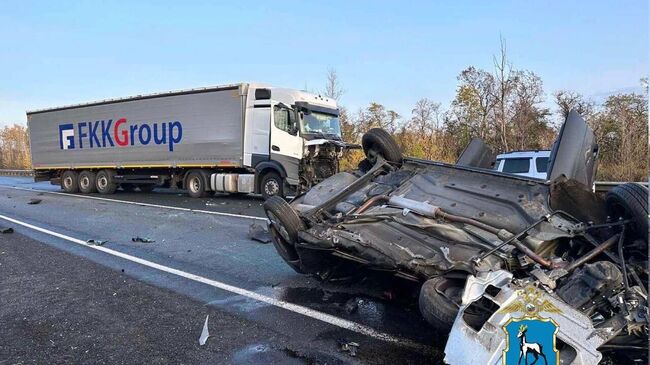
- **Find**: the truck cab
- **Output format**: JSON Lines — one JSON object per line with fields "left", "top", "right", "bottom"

{"left": 243, "top": 84, "right": 347, "bottom": 198}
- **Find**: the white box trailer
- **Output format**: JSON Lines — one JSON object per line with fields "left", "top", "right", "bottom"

{"left": 27, "top": 83, "right": 348, "bottom": 198}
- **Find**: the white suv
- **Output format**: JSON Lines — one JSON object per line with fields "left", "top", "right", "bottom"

{"left": 493, "top": 150, "right": 550, "bottom": 179}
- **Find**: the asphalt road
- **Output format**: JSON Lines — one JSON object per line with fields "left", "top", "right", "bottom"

{"left": 0, "top": 177, "right": 443, "bottom": 364}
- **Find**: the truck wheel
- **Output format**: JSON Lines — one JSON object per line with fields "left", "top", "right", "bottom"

{"left": 606, "top": 183, "right": 648, "bottom": 241}
{"left": 361, "top": 128, "right": 403, "bottom": 165}
{"left": 419, "top": 276, "right": 486, "bottom": 331}
{"left": 264, "top": 196, "right": 306, "bottom": 273}
{"left": 96, "top": 169, "right": 117, "bottom": 194}
{"left": 186, "top": 171, "right": 208, "bottom": 198}
{"left": 61, "top": 170, "right": 80, "bottom": 193}
{"left": 138, "top": 185, "right": 155, "bottom": 193}
{"left": 261, "top": 172, "right": 284, "bottom": 199}
{"left": 78, "top": 170, "right": 97, "bottom": 194}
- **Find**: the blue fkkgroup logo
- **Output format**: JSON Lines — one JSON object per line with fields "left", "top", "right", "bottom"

{"left": 58, "top": 118, "right": 183, "bottom": 152}
{"left": 58, "top": 123, "right": 75, "bottom": 150}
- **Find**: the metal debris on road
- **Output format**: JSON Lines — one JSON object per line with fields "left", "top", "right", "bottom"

{"left": 27, "top": 198, "right": 42, "bottom": 205}
{"left": 344, "top": 298, "right": 361, "bottom": 314}
{"left": 338, "top": 340, "right": 359, "bottom": 356}
{"left": 248, "top": 223, "right": 272, "bottom": 243}
{"left": 0, "top": 227, "right": 14, "bottom": 234}
{"left": 131, "top": 237, "right": 155, "bottom": 243}
{"left": 86, "top": 239, "right": 107, "bottom": 246}
{"left": 198, "top": 315, "right": 210, "bottom": 346}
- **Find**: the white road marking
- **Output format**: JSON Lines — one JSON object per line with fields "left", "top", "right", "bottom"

{"left": 5, "top": 185, "right": 268, "bottom": 221}
{"left": 0, "top": 214, "right": 429, "bottom": 351}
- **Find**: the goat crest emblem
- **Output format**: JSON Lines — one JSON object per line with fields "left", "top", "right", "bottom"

{"left": 501, "top": 285, "right": 560, "bottom": 365}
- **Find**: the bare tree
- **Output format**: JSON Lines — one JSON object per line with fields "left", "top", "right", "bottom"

{"left": 323, "top": 68, "right": 345, "bottom": 102}
{"left": 493, "top": 36, "right": 515, "bottom": 151}
{"left": 553, "top": 90, "right": 595, "bottom": 120}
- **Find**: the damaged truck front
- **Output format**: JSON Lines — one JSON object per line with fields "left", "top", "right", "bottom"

{"left": 263, "top": 111, "right": 648, "bottom": 363}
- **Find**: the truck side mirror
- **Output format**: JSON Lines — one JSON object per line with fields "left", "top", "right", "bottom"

{"left": 288, "top": 111, "right": 298, "bottom": 136}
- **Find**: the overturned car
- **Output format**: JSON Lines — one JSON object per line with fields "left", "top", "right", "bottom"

{"left": 264, "top": 111, "right": 648, "bottom": 363}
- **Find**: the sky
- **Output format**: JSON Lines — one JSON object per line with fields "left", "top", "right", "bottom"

{"left": 0, "top": 0, "right": 647, "bottom": 127}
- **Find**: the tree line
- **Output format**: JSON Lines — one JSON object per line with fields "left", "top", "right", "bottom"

{"left": 327, "top": 42, "right": 648, "bottom": 182}
{"left": 0, "top": 124, "right": 30, "bottom": 169}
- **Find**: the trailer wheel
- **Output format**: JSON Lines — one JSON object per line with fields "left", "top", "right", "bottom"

{"left": 362, "top": 128, "right": 403, "bottom": 165}
{"left": 186, "top": 171, "right": 208, "bottom": 198}
{"left": 605, "top": 183, "right": 648, "bottom": 241}
{"left": 419, "top": 276, "right": 486, "bottom": 331}
{"left": 61, "top": 170, "right": 80, "bottom": 193}
{"left": 261, "top": 172, "right": 284, "bottom": 200}
{"left": 78, "top": 170, "right": 97, "bottom": 194}
{"left": 138, "top": 185, "right": 155, "bottom": 193}
{"left": 264, "top": 196, "right": 306, "bottom": 273}
{"left": 96, "top": 169, "right": 117, "bottom": 194}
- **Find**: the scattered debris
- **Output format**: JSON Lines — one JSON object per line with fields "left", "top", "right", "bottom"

{"left": 0, "top": 227, "right": 14, "bottom": 234}
{"left": 198, "top": 315, "right": 210, "bottom": 346}
{"left": 248, "top": 223, "right": 272, "bottom": 243}
{"left": 321, "top": 291, "right": 333, "bottom": 302}
{"left": 344, "top": 298, "right": 361, "bottom": 314}
{"left": 131, "top": 237, "right": 155, "bottom": 243}
{"left": 338, "top": 340, "right": 359, "bottom": 356}
{"left": 86, "top": 239, "right": 107, "bottom": 246}
{"left": 27, "top": 198, "right": 42, "bottom": 205}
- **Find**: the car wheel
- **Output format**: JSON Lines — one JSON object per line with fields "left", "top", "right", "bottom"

{"left": 264, "top": 196, "right": 306, "bottom": 273}
{"left": 95, "top": 169, "right": 117, "bottom": 194}
{"left": 61, "top": 170, "right": 80, "bottom": 193}
{"left": 261, "top": 172, "right": 284, "bottom": 200}
{"left": 605, "top": 183, "right": 648, "bottom": 241}
{"left": 419, "top": 276, "right": 486, "bottom": 331}
{"left": 78, "top": 170, "right": 97, "bottom": 194}
{"left": 186, "top": 171, "right": 208, "bottom": 198}
{"left": 361, "top": 128, "right": 403, "bottom": 165}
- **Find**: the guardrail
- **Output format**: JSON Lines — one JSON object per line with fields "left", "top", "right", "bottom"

{"left": 594, "top": 181, "right": 648, "bottom": 194}
{"left": 0, "top": 169, "right": 34, "bottom": 177}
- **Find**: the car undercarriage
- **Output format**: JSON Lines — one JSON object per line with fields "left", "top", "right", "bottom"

{"left": 264, "top": 111, "right": 648, "bottom": 364}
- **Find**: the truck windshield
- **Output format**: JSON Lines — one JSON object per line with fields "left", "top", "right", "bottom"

{"left": 301, "top": 111, "right": 341, "bottom": 137}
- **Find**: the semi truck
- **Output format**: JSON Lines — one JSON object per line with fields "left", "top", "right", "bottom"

{"left": 27, "top": 83, "right": 348, "bottom": 199}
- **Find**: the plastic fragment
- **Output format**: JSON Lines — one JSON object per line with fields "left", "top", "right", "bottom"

{"left": 86, "top": 239, "right": 107, "bottom": 246}
{"left": 248, "top": 223, "right": 272, "bottom": 243}
{"left": 131, "top": 237, "right": 155, "bottom": 243}
{"left": 199, "top": 315, "right": 210, "bottom": 346}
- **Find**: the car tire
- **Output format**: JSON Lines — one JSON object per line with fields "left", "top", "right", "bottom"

{"left": 264, "top": 196, "right": 306, "bottom": 273}
{"left": 78, "top": 170, "right": 97, "bottom": 194}
{"left": 361, "top": 128, "right": 403, "bottom": 165}
{"left": 96, "top": 169, "right": 117, "bottom": 194}
{"left": 186, "top": 171, "right": 208, "bottom": 198}
{"left": 261, "top": 172, "right": 284, "bottom": 200}
{"left": 138, "top": 184, "right": 155, "bottom": 193}
{"left": 605, "top": 183, "right": 648, "bottom": 240}
{"left": 419, "top": 276, "right": 486, "bottom": 332}
{"left": 61, "top": 170, "right": 80, "bottom": 193}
